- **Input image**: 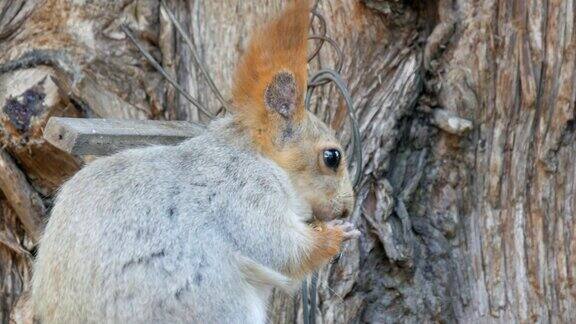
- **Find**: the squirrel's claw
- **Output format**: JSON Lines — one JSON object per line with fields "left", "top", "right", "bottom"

{"left": 326, "top": 220, "right": 360, "bottom": 241}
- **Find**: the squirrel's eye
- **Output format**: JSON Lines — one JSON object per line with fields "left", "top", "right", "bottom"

{"left": 323, "top": 148, "right": 341, "bottom": 171}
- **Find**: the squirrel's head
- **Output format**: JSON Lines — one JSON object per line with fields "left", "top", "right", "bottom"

{"left": 231, "top": 0, "right": 354, "bottom": 220}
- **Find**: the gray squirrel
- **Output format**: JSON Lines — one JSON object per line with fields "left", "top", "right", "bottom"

{"left": 32, "top": 0, "right": 359, "bottom": 322}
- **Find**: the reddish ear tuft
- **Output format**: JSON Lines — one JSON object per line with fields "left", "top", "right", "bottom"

{"left": 232, "top": 0, "right": 311, "bottom": 151}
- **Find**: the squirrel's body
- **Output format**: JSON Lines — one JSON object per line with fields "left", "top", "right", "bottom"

{"left": 32, "top": 1, "right": 358, "bottom": 322}
{"left": 33, "top": 117, "right": 311, "bottom": 323}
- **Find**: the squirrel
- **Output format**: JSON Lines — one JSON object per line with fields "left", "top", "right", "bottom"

{"left": 31, "top": 0, "right": 359, "bottom": 323}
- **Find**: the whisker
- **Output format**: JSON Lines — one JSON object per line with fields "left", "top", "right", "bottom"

{"left": 324, "top": 284, "right": 346, "bottom": 305}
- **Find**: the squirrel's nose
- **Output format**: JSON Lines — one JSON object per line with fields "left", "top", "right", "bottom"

{"left": 339, "top": 208, "right": 350, "bottom": 218}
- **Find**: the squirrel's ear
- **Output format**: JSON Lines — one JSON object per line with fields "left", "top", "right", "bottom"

{"left": 232, "top": 0, "right": 310, "bottom": 132}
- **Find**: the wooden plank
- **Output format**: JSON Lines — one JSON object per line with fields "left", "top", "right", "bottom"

{"left": 44, "top": 117, "right": 204, "bottom": 156}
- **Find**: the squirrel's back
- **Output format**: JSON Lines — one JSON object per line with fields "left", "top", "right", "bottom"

{"left": 32, "top": 117, "right": 305, "bottom": 323}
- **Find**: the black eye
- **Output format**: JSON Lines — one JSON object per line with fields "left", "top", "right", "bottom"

{"left": 323, "top": 148, "right": 341, "bottom": 170}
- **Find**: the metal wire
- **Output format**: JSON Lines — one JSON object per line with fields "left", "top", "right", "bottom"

{"left": 304, "top": 7, "right": 359, "bottom": 183}
{"left": 307, "top": 10, "right": 327, "bottom": 62}
{"left": 301, "top": 2, "right": 364, "bottom": 322}
{"left": 160, "top": 0, "right": 233, "bottom": 113}
{"left": 302, "top": 279, "right": 310, "bottom": 324}
{"left": 308, "top": 35, "right": 345, "bottom": 78}
{"left": 308, "top": 271, "right": 319, "bottom": 324}
{"left": 121, "top": 24, "right": 214, "bottom": 118}
{"left": 307, "top": 70, "right": 362, "bottom": 189}
{"left": 302, "top": 69, "right": 363, "bottom": 324}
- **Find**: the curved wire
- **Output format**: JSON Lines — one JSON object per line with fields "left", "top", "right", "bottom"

{"left": 307, "top": 10, "right": 327, "bottom": 62}
{"left": 308, "top": 271, "right": 319, "bottom": 324}
{"left": 306, "top": 69, "right": 363, "bottom": 189}
{"left": 160, "top": 0, "right": 232, "bottom": 113}
{"left": 121, "top": 24, "right": 214, "bottom": 118}
{"left": 302, "top": 2, "right": 363, "bottom": 322}
{"left": 302, "top": 279, "right": 310, "bottom": 324}
{"left": 308, "top": 35, "right": 344, "bottom": 76}
{"left": 312, "top": 0, "right": 321, "bottom": 11}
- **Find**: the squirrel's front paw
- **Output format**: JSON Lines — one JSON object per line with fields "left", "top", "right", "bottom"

{"left": 326, "top": 220, "right": 361, "bottom": 241}
{"left": 304, "top": 220, "right": 361, "bottom": 270}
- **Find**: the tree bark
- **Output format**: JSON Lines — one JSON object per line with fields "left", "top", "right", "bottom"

{"left": 1, "top": 0, "right": 575, "bottom": 323}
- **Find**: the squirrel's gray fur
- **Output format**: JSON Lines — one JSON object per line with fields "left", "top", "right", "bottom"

{"left": 32, "top": 117, "right": 323, "bottom": 323}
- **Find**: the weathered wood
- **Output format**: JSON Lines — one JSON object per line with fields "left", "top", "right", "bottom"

{"left": 0, "top": 66, "right": 82, "bottom": 195}
{"left": 9, "top": 289, "right": 32, "bottom": 324}
{"left": 0, "top": 150, "right": 44, "bottom": 244}
{"left": 0, "top": 199, "right": 32, "bottom": 324}
{"left": 44, "top": 117, "right": 205, "bottom": 156}
{"left": 431, "top": 108, "right": 473, "bottom": 136}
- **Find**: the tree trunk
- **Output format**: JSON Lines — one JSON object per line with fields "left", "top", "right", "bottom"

{"left": 1, "top": 0, "right": 575, "bottom": 323}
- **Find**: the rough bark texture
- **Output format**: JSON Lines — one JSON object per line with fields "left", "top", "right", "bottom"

{"left": 1, "top": 0, "right": 575, "bottom": 323}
